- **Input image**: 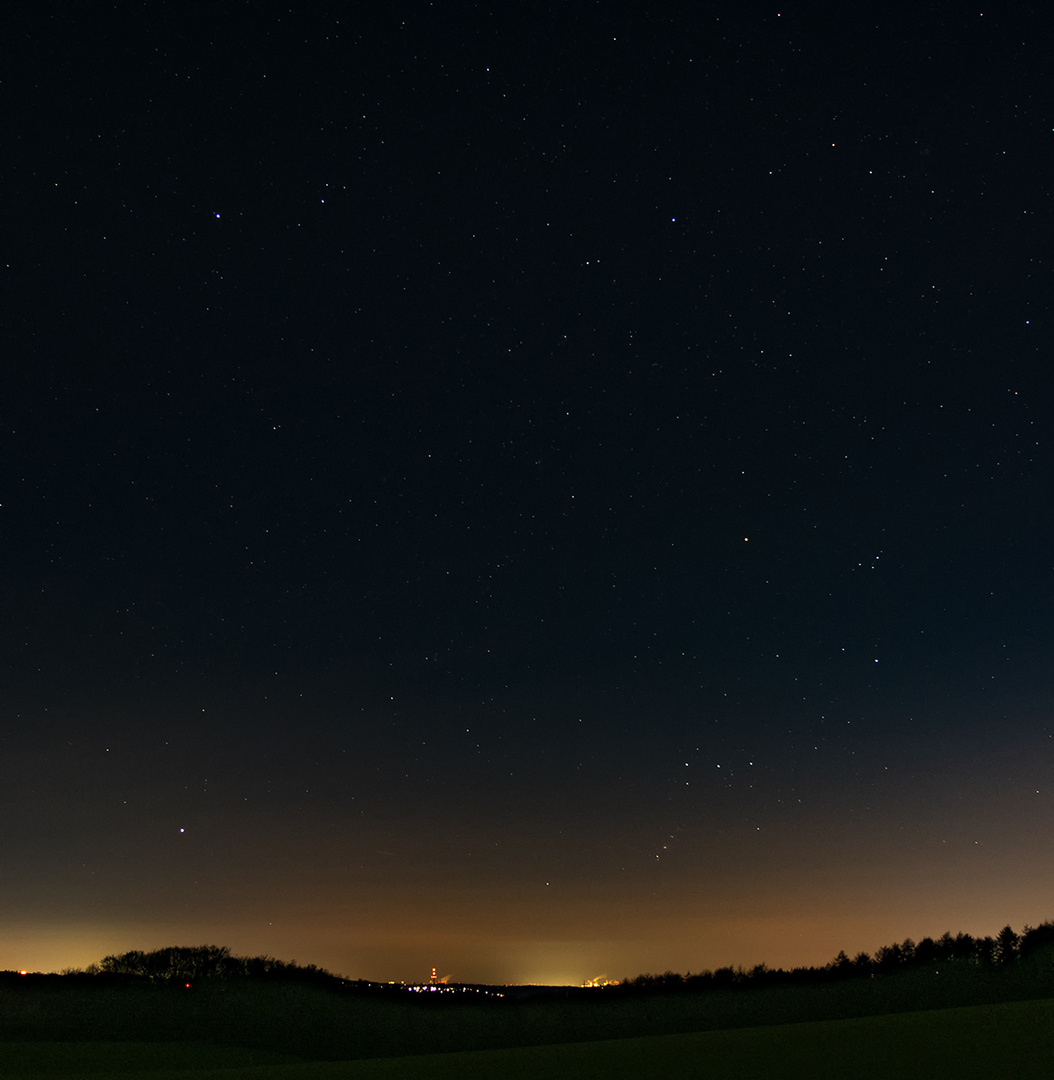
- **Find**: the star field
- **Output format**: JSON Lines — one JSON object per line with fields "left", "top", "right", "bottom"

{"left": 3, "top": 3, "right": 1053, "bottom": 985}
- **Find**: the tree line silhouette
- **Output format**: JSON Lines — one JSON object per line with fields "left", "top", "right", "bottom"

{"left": 620, "top": 921, "right": 1054, "bottom": 993}
{"left": 77, "top": 945, "right": 347, "bottom": 988}
{"left": 48, "top": 918, "right": 1054, "bottom": 992}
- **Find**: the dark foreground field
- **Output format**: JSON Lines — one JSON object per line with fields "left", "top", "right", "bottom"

{"left": 3, "top": 998, "right": 1054, "bottom": 1079}
{"left": 4, "top": 962, "right": 1054, "bottom": 1079}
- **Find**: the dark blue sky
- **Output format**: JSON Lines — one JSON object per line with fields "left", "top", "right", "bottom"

{"left": 4, "top": 2, "right": 1053, "bottom": 984}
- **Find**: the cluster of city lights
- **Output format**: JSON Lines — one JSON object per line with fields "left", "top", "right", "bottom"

{"left": 400, "top": 967, "right": 503, "bottom": 996}
{"left": 404, "top": 983, "right": 503, "bottom": 996}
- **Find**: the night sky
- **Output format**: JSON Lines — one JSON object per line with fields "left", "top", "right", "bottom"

{"left": 5, "top": 3, "right": 1053, "bottom": 986}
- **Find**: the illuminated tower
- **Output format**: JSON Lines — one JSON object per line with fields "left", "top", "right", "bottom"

{"left": 429, "top": 967, "right": 438, "bottom": 986}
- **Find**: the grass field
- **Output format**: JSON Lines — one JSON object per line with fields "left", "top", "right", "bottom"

{"left": 3, "top": 997, "right": 1053, "bottom": 1079}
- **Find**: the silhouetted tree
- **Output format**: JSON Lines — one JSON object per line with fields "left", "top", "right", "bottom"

{"left": 994, "top": 925, "right": 1019, "bottom": 966}
{"left": 1020, "top": 921, "right": 1054, "bottom": 957}
{"left": 874, "top": 942, "right": 903, "bottom": 970}
{"left": 685, "top": 970, "right": 714, "bottom": 989}
{"left": 711, "top": 966, "right": 740, "bottom": 987}
{"left": 975, "top": 935, "right": 997, "bottom": 965}
{"left": 953, "top": 931, "right": 977, "bottom": 959}
{"left": 99, "top": 950, "right": 146, "bottom": 977}
{"left": 932, "top": 932, "right": 954, "bottom": 961}
{"left": 914, "top": 937, "right": 937, "bottom": 964}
